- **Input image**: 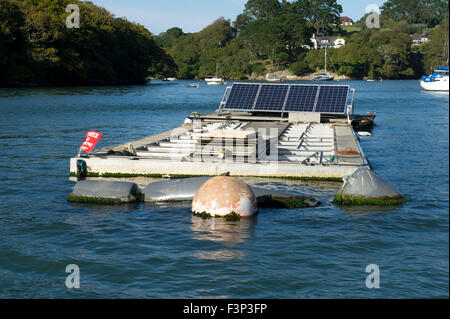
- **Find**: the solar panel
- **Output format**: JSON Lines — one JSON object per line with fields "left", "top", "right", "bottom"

{"left": 254, "top": 84, "right": 289, "bottom": 111}
{"left": 223, "top": 83, "right": 260, "bottom": 111}
{"left": 314, "top": 85, "right": 349, "bottom": 113}
{"left": 221, "top": 83, "right": 350, "bottom": 114}
{"left": 284, "top": 85, "right": 319, "bottom": 112}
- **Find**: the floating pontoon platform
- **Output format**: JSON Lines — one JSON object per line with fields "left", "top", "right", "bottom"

{"left": 70, "top": 83, "right": 371, "bottom": 180}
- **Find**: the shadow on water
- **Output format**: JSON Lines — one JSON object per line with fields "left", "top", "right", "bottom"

{"left": 67, "top": 202, "right": 141, "bottom": 212}
{"left": 190, "top": 215, "right": 258, "bottom": 245}
{"left": 188, "top": 216, "right": 258, "bottom": 263}
{"left": 339, "top": 204, "right": 402, "bottom": 215}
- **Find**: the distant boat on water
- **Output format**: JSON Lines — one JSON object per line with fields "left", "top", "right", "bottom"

{"left": 312, "top": 47, "right": 334, "bottom": 81}
{"left": 266, "top": 74, "right": 281, "bottom": 82}
{"left": 312, "top": 73, "right": 334, "bottom": 81}
{"left": 205, "top": 62, "right": 226, "bottom": 85}
{"left": 187, "top": 83, "right": 199, "bottom": 88}
{"left": 205, "top": 77, "right": 224, "bottom": 84}
{"left": 207, "top": 81, "right": 227, "bottom": 85}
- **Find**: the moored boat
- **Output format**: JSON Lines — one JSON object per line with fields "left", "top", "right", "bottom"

{"left": 205, "top": 77, "right": 224, "bottom": 83}
{"left": 266, "top": 74, "right": 281, "bottom": 82}
{"left": 312, "top": 73, "right": 335, "bottom": 81}
{"left": 206, "top": 79, "right": 227, "bottom": 85}
{"left": 420, "top": 67, "right": 449, "bottom": 91}
{"left": 205, "top": 62, "right": 226, "bottom": 85}
{"left": 312, "top": 48, "right": 334, "bottom": 81}
{"left": 351, "top": 112, "right": 377, "bottom": 131}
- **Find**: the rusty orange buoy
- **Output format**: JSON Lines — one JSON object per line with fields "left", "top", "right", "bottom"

{"left": 192, "top": 176, "right": 258, "bottom": 217}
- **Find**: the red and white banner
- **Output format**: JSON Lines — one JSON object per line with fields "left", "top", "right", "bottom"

{"left": 79, "top": 131, "right": 103, "bottom": 153}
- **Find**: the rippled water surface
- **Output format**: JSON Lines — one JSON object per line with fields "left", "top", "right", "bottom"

{"left": 0, "top": 80, "right": 448, "bottom": 298}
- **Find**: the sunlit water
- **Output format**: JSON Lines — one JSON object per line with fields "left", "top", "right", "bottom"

{"left": 0, "top": 80, "right": 448, "bottom": 298}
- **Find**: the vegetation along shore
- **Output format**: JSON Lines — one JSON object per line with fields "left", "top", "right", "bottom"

{"left": 1, "top": 0, "right": 448, "bottom": 86}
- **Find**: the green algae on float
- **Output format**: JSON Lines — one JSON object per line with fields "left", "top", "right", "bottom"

{"left": 68, "top": 193, "right": 144, "bottom": 205}
{"left": 333, "top": 193, "right": 409, "bottom": 206}
{"left": 69, "top": 172, "right": 211, "bottom": 179}
{"left": 68, "top": 195, "right": 127, "bottom": 205}
{"left": 69, "top": 171, "right": 344, "bottom": 182}
{"left": 333, "top": 167, "right": 408, "bottom": 206}
{"left": 68, "top": 180, "right": 141, "bottom": 204}
{"left": 193, "top": 211, "right": 243, "bottom": 221}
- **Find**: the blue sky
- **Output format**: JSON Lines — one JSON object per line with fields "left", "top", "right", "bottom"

{"left": 91, "top": 0, "right": 387, "bottom": 35}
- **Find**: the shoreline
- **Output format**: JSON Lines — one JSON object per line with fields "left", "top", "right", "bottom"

{"left": 0, "top": 79, "right": 149, "bottom": 89}
{"left": 0, "top": 76, "right": 422, "bottom": 88}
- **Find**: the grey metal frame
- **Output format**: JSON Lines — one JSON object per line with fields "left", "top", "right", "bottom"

{"left": 250, "top": 85, "right": 263, "bottom": 112}
{"left": 311, "top": 85, "right": 322, "bottom": 113}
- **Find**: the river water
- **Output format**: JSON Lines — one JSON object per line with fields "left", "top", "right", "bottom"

{"left": 0, "top": 80, "right": 448, "bottom": 298}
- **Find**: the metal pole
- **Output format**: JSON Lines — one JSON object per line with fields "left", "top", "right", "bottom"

{"left": 351, "top": 88, "right": 355, "bottom": 114}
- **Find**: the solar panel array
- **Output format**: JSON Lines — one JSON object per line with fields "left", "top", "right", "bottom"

{"left": 223, "top": 83, "right": 260, "bottom": 110}
{"left": 254, "top": 84, "right": 289, "bottom": 111}
{"left": 223, "top": 83, "right": 350, "bottom": 114}
{"left": 284, "top": 85, "right": 318, "bottom": 112}
{"left": 315, "top": 85, "right": 349, "bottom": 113}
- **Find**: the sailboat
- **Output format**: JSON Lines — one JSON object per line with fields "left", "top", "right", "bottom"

{"left": 205, "top": 62, "right": 226, "bottom": 85}
{"left": 420, "top": 23, "right": 449, "bottom": 91}
{"left": 313, "top": 48, "right": 334, "bottom": 81}
{"left": 420, "top": 67, "right": 449, "bottom": 91}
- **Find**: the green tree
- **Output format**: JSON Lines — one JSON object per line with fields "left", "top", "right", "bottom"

{"left": 243, "top": 0, "right": 282, "bottom": 22}
{"left": 168, "top": 18, "right": 233, "bottom": 79}
{"left": 290, "top": 0, "right": 342, "bottom": 35}
{"left": 240, "top": 13, "right": 311, "bottom": 69}
{"left": 0, "top": 0, "right": 29, "bottom": 84}
{"left": 289, "top": 52, "right": 311, "bottom": 75}
{"left": 169, "top": 34, "right": 199, "bottom": 79}
{"left": 421, "top": 19, "right": 449, "bottom": 73}
{"left": 155, "top": 27, "right": 184, "bottom": 48}
{"left": 381, "top": 0, "right": 448, "bottom": 28}
{"left": 234, "top": 13, "right": 253, "bottom": 31}
{"left": 271, "top": 13, "right": 312, "bottom": 61}
{"left": 0, "top": 0, "right": 177, "bottom": 86}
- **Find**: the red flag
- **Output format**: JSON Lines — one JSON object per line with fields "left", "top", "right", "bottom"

{"left": 80, "top": 131, "right": 103, "bottom": 153}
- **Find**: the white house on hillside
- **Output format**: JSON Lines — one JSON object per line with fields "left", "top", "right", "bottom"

{"left": 339, "top": 16, "right": 354, "bottom": 26}
{"left": 309, "top": 35, "right": 346, "bottom": 49}
{"left": 411, "top": 34, "right": 429, "bottom": 46}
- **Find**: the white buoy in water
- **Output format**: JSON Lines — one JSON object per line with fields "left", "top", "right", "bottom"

{"left": 192, "top": 176, "right": 258, "bottom": 217}
{"left": 358, "top": 132, "right": 372, "bottom": 137}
